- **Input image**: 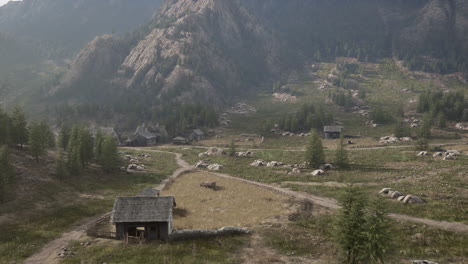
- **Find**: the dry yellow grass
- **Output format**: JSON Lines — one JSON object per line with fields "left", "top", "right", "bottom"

{"left": 161, "top": 172, "right": 296, "bottom": 230}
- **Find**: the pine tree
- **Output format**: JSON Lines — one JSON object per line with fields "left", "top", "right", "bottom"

{"left": 40, "top": 121, "right": 56, "bottom": 148}
{"left": 99, "top": 136, "right": 121, "bottom": 172}
{"left": 0, "top": 108, "right": 10, "bottom": 145}
{"left": 365, "top": 198, "right": 392, "bottom": 264}
{"left": 55, "top": 151, "right": 68, "bottom": 179}
{"left": 28, "top": 122, "right": 47, "bottom": 163}
{"left": 67, "top": 126, "right": 82, "bottom": 175}
{"left": 0, "top": 146, "right": 14, "bottom": 203}
{"left": 94, "top": 130, "right": 104, "bottom": 162}
{"left": 334, "top": 187, "right": 368, "bottom": 264}
{"left": 393, "top": 119, "right": 407, "bottom": 138}
{"left": 228, "top": 140, "right": 237, "bottom": 157}
{"left": 78, "top": 128, "right": 94, "bottom": 168}
{"left": 58, "top": 124, "right": 70, "bottom": 151}
{"left": 335, "top": 134, "right": 349, "bottom": 169}
{"left": 419, "top": 113, "right": 432, "bottom": 139}
{"left": 306, "top": 130, "right": 325, "bottom": 169}
{"left": 11, "top": 106, "right": 28, "bottom": 149}
{"left": 437, "top": 113, "right": 446, "bottom": 129}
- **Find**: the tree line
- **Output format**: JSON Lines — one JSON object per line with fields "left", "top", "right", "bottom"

{"left": 277, "top": 104, "right": 334, "bottom": 133}
{"left": 0, "top": 106, "right": 121, "bottom": 204}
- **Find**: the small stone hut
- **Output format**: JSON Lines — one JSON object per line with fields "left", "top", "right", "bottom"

{"left": 111, "top": 196, "right": 176, "bottom": 242}
{"left": 323, "top": 126, "right": 343, "bottom": 139}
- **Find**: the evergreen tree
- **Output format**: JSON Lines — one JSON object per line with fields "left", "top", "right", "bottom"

{"left": 0, "top": 146, "right": 14, "bottom": 203}
{"left": 54, "top": 151, "right": 68, "bottom": 179}
{"left": 99, "top": 136, "right": 121, "bottom": 172}
{"left": 437, "top": 113, "right": 446, "bottom": 129}
{"left": 67, "top": 126, "right": 82, "bottom": 175}
{"left": 94, "top": 130, "right": 104, "bottom": 162}
{"left": 419, "top": 113, "right": 432, "bottom": 139}
{"left": 306, "top": 130, "right": 325, "bottom": 169}
{"left": 334, "top": 187, "right": 368, "bottom": 264}
{"left": 393, "top": 119, "right": 409, "bottom": 138}
{"left": 40, "top": 121, "right": 56, "bottom": 148}
{"left": 335, "top": 134, "right": 349, "bottom": 169}
{"left": 58, "top": 124, "right": 70, "bottom": 151}
{"left": 0, "top": 108, "right": 10, "bottom": 145}
{"left": 228, "top": 140, "right": 237, "bottom": 157}
{"left": 11, "top": 106, "right": 28, "bottom": 149}
{"left": 28, "top": 122, "right": 47, "bottom": 163}
{"left": 365, "top": 198, "right": 392, "bottom": 264}
{"left": 78, "top": 128, "right": 94, "bottom": 168}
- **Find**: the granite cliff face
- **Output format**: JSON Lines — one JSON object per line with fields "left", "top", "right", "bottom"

{"left": 58, "top": 0, "right": 279, "bottom": 105}
{"left": 56, "top": 0, "right": 468, "bottom": 106}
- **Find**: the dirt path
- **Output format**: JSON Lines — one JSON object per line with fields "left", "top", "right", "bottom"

{"left": 23, "top": 214, "right": 106, "bottom": 264}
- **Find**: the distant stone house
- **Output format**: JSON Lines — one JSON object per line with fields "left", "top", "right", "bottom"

{"left": 324, "top": 126, "right": 343, "bottom": 139}
{"left": 173, "top": 136, "right": 190, "bottom": 145}
{"left": 111, "top": 196, "right": 176, "bottom": 242}
{"left": 189, "top": 129, "right": 205, "bottom": 142}
{"left": 90, "top": 127, "right": 121, "bottom": 145}
{"left": 126, "top": 125, "right": 162, "bottom": 146}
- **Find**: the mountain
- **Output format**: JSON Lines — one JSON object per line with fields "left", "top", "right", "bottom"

{"left": 0, "top": 0, "right": 164, "bottom": 109}
{"left": 55, "top": 0, "right": 468, "bottom": 111}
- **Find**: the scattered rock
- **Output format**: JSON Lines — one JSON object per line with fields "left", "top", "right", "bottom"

{"left": 402, "top": 195, "right": 424, "bottom": 204}
{"left": 412, "top": 260, "right": 439, "bottom": 264}
{"left": 417, "top": 151, "right": 429, "bottom": 156}
{"left": 200, "top": 147, "right": 226, "bottom": 157}
{"left": 311, "top": 169, "right": 325, "bottom": 176}
{"left": 236, "top": 151, "right": 253, "bottom": 157}
{"left": 207, "top": 164, "right": 224, "bottom": 171}
{"left": 193, "top": 161, "right": 209, "bottom": 168}
{"left": 250, "top": 160, "right": 267, "bottom": 167}
{"left": 267, "top": 161, "right": 282, "bottom": 167}
{"left": 320, "top": 164, "right": 334, "bottom": 170}
{"left": 432, "top": 152, "right": 443, "bottom": 157}
{"left": 273, "top": 93, "right": 298, "bottom": 103}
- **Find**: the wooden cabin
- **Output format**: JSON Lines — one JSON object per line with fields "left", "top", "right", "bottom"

{"left": 111, "top": 196, "right": 176, "bottom": 242}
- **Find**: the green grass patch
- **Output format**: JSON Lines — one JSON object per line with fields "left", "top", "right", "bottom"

{"left": 62, "top": 236, "right": 248, "bottom": 264}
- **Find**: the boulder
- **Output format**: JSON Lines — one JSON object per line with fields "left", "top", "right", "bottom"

{"left": 267, "top": 161, "right": 282, "bottom": 167}
{"left": 291, "top": 168, "right": 301, "bottom": 174}
{"left": 127, "top": 164, "right": 138, "bottom": 170}
{"left": 379, "top": 188, "right": 393, "bottom": 195}
{"left": 193, "top": 161, "right": 209, "bottom": 168}
{"left": 432, "top": 152, "right": 443, "bottom": 157}
{"left": 311, "top": 169, "right": 325, "bottom": 176}
{"left": 208, "top": 164, "right": 224, "bottom": 171}
{"left": 402, "top": 195, "right": 424, "bottom": 204}
{"left": 236, "top": 151, "right": 253, "bottom": 157}
{"left": 443, "top": 155, "right": 458, "bottom": 161}
{"left": 397, "top": 196, "right": 406, "bottom": 202}
{"left": 400, "top": 137, "right": 412, "bottom": 142}
{"left": 412, "top": 261, "right": 439, "bottom": 264}
{"left": 389, "top": 191, "right": 404, "bottom": 199}
{"left": 417, "top": 151, "right": 429, "bottom": 156}
{"left": 203, "top": 147, "right": 226, "bottom": 157}
{"left": 446, "top": 150, "right": 461, "bottom": 156}
{"left": 320, "top": 164, "right": 334, "bottom": 170}
{"left": 250, "top": 160, "right": 266, "bottom": 167}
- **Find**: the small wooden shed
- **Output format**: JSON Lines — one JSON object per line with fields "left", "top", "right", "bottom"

{"left": 111, "top": 196, "right": 176, "bottom": 242}
{"left": 324, "top": 126, "right": 343, "bottom": 139}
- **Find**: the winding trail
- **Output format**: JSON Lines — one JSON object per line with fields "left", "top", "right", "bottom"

{"left": 24, "top": 147, "right": 468, "bottom": 264}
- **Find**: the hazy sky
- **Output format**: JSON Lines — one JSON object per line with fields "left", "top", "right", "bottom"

{"left": 0, "top": 0, "right": 21, "bottom": 7}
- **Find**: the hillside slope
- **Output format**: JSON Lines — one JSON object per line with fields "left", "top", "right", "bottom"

{"left": 54, "top": 0, "right": 468, "bottom": 113}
